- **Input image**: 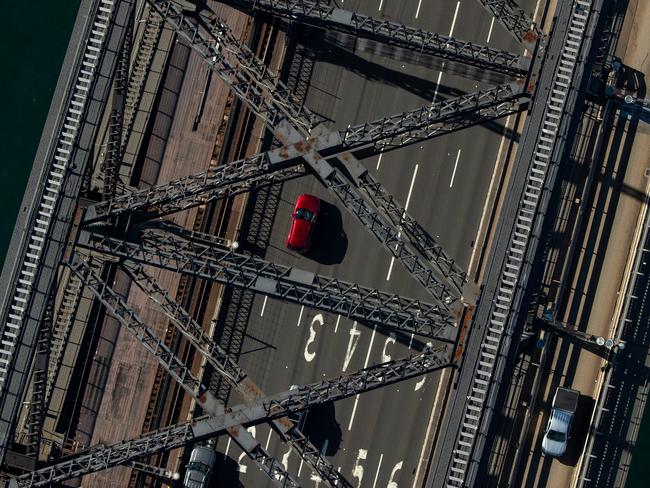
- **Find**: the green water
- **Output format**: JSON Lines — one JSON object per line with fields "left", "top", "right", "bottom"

{"left": 0, "top": 1, "right": 80, "bottom": 265}
{"left": 1, "top": 1, "right": 649, "bottom": 486}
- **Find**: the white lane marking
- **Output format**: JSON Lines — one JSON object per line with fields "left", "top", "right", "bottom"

{"left": 265, "top": 428, "right": 272, "bottom": 450}
{"left": 304, "top": 314, "right": 323, "bottom": 362}
{"left": 335, "top": 315, "right": 341, "bottom": 333}
{"left": 348, "top": 326, "right": 377, "bottom": 430}
{"left": 449, "top": 149, "right": 461, "bottom": 188}
{"left": 260, "top": 295, "right": 268, "bottom": 316}
{"left": 449, "top": 1, "right": 460, "bottom": 36}
{"left": 378, "top": 0, "right": 384, "bottom": 11}
{"left": 404, "top": 163, "right": 419, "bottom": 212}
{"left": 408, "top": 333, "right": 414, "bottom": 349}
{"left": 525, "top": 0, "right": 543, "bottom": 56}
{"left": 348, "top": 396, "right": 360, "bottom": 431}
{"left": 415, "top": 0, "right": 423, "bottom": 18}
{"left": 376, "top": 153, "right": 383, "bottom": 170}
{"left": 296, "top": 305, "right": 304, "bottom": 327}
{"left": 467, "top": 115, "right": 511, "bottom": 274}
{"left": 415, "top": 375, "right": 426, "bottom": 391}
{"left": 386, "top": 164, "right": 419, "bottom": 280}
{"left": 224, "top": 437, "right": 232, "bottom": 458}
{"left": 298, "top": 457, "right": 305, "bottom": 477}
{"left": 281, "top": 445, "right": 291, "bottom": 472}
{"left": 310, "top": 473, "right": 323, "bottom": 486}
{"left": 486, "top": 17, "right": 495, "bottom": 43}
{"left": 372, "top": 453, "right": 384, "bottom": 488}
{"left": 432, "top": 70, "right": 444, "bottom": 103}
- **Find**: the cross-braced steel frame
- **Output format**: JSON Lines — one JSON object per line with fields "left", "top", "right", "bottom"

{"left": 5, "top": 0, "right": 543, "bottom": 483}
{"left": 9, "top": 345, "right": 450, "bottom": 487}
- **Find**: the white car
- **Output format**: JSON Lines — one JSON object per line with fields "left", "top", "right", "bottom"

{"left": 541, "top": 387, "right": 579, "bottom": 457}
{"left": 184, "top": 446, "right": 217, "bottom": 488}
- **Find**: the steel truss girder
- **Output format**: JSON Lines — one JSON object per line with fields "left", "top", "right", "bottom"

{"left": 67, "top": 259, "right": 299, "bottom": 488}
{"left": 9, "top": 346, "right": 450, "bottom": 487}
{"left": 78, "top": 229, "right": 456, "bottom": 337}
{"left": 476, "top": 0, "right": 541, "bottom": 50}
{"left": 123, "top": 261, "right": 353, "bottom": 488}
{"left": 86, "top": 82, "right": 525, "bottom": 225}
{"left": 339, "top": 82, "right": 527, "bottom": 154}
{"left": 221, "top": 0, "right": 528, "bottom": 78}
{"left": 149, "top": 0, "right": 318, "bottom": 135}
{"left": 85, "top": 152, "right": 306, "bottom": 223}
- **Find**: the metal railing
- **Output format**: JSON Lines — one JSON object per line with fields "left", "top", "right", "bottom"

{"left": 445, "top": 1, "right": 595, "bottom": 485}
{"left": 0, "top": 0, "right": 117, "bottom": 392}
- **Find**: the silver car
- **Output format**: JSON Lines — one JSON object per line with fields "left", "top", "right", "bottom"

{"left": 184, "top": 446, "right": 217, "bottom": 488}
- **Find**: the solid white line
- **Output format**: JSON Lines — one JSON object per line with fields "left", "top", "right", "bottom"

{"left": 372, "top": 453, "right": 385, "bottom": 488}
{"left": 297, "top": 305, "right": 304, "bottom": 327}
{"left": 467, "top": 116, "right": 511, "bottom": 274}
{"left": 386, "top": 164, "right": 418, "bottom": 280}
{"left": 260, "top": 296, "right": 268, "bottom": 316}
{"left": 449, "top": 1, "right": 460, "bottom": 37}
{"left": 335, "top": 315, "right": 341, "bottom": 333}
{"left": 378, "top": 0, "right": 384, "bottom": 11}
{"left": 408, "top": 333, "right": 414, "bottom": 349}
{"left": 386, "top": 257, "right": 396, "bottom": 281}
{"left": 265, "top": 428, "right": 273, "bottom": 450}
{"left": 486, "top": 17, "right": 495, "bottom": 43}
{"left": 449, "top": 149, "right": 461, "bottom": 188}
{"left": 298, "top": 457, "right": 304, "bottom": 477}
{"left": 348, "top": 395, "right": 360, "bottom": 431}
{"left": 376, "top": 153, "right": 383, "bottom": 171}
{"left": 432, "top": 70, "right": 444, "bottom": 103}
{"left": 348, "top": 326, "right": 377, "bottom": 431}
{"left": 364, "top": 325, "right": 377, "bottom": 368}
{"left": 404, "top": 164, "right": 419, "bottom": 211}
{"left": 415, "top": 0, "right": 423, "bottom": 18}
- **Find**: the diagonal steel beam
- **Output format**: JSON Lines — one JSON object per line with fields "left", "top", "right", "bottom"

{"left": 122, "top": 261, "right": 353, "bottom": 487}
{"left": 85, "top": 82, "right": 525, "bottom": 225}
{"left": 149, "top": 0, "right": 318, "bottom": 135}
{"left": 219, "top": 0, "right": 528, "bottom": 78}
{"left": 78, "top": 228, "right": 457, "bottom": 338}
{"left": 475, "top": 0, "right": 542, "bottom": 51}
{"left": 9, "top": 345, "right": 450, "bottom": 487}
{"left": 67, "top": 258, "right": 300, "bottom": 488}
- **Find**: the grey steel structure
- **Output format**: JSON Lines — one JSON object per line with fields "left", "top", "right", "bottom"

{"left": 0, "top": 0, "right": 605, "bottom": 485}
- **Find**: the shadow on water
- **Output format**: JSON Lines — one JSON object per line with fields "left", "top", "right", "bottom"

{"left": 305, "top": 200, "right": 348, "bottom": 265}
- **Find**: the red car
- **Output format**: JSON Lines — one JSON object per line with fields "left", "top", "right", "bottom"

{"left": 286, "top": 194, "right": 320, "bottom": 253}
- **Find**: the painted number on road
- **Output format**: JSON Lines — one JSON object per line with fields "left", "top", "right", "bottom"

{"left": 387, "top": 461, "right": 403, "bottom": 488}
{"left": 382, "top": 333, "right": 396, "bottom": 362}
{"left": 304, "top": 314, "right": 324, "bottom": 362}
{"left": 352, "top": 448, "right": 367, "bottom": 486}
{"left": 236, "top": 426, "right": 256, "bottom": 473}
{"left": 343, "top": 321, "right": 361, "bottom": 372}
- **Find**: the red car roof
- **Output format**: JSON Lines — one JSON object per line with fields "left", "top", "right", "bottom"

{"left": 286, "top": 194, "right": 320, "bottom": 252}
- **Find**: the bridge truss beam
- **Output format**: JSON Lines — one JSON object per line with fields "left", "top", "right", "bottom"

{"left": 475, "top": 0, "right": 542, "bottom": 50}
{"left": 219, "top": 0, "right": 528, "bottom": 78}
{"left": 122, "top": 261, "right": 353, "bottom": 487}
{"left": 67, "top": 258, "right": 299, "bottom": 488}
{"left": 8, "top": 345, "right": 450, "bottom": 487}
{"left": 78, "top": 228, "right": 456, "bottom": 338}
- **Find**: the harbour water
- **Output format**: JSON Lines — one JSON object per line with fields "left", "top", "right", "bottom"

{"left": 0, "top": 1, "right": 647, "bottom": 486}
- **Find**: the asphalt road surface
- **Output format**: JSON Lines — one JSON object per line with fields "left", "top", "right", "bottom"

{"left": 211, "top": 0, "right": 538, "bottom": 486}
